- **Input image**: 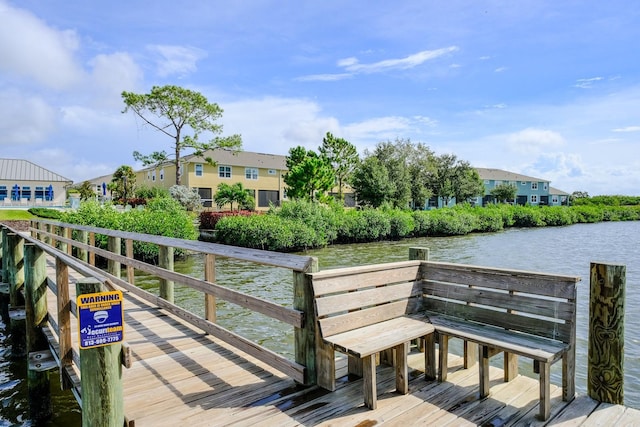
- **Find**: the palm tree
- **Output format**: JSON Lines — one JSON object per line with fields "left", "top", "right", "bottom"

{"left": 214, "top": 182, "right": 253, "bottom": 211}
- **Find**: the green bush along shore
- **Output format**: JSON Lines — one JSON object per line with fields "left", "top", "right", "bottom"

{"left": 212, "top": 200, "right": 640, "bottom": 252}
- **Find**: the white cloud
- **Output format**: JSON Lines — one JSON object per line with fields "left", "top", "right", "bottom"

{"left": 88, "top": 52, "right": 143, "bottom": 107}
{"left": 339, "top": 47, "right": 459, "bottom": 74}
{"left": 0, "top": 2, "right": 84, "bottom": 90}
{"left": 612, "top": 126, "right": 640, "bottom": 133}
{"left": 295, "top": 73, "right": 353, "bottom": 82}
{"left": 147, "top": 45, "right": 207, "bottom": 77}
{"left": 505, "top": 128, "right": 566, "bottom": 155}
{"left": 0, "top": 89, "right": 57, "bottom": 144}
{"left": 494, "top": 67, "right": 507, "bottom": 73}
{"left": 574, "top": 77, "right": 603, "bottom": 89}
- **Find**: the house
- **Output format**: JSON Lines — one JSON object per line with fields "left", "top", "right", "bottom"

{"left": 136, "top": 149, "right": 289, "bottom": 210}
{"left": 0, "top": 158, "right": 73, "bottom": 207}
{"left": 474, "top": 168, "right": 568, "bottom": 206}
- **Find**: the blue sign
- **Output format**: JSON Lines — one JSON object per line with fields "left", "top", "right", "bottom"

{"left": 77, "top": 290, "right": 124, "bottom": 349}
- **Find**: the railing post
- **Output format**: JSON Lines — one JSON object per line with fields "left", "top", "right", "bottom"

{"left": 77, "top": 230, "right": 88, "bottom": 263}
{"left": 76, "top": 278, "right": 124, "bottom": 427}
{"left": 58, "top": 226, "right": 68, "bottom": 255}
{"left": 294, "top": 257, "right": 319, "bottom": 385}
{"left": 0, "top": 227, "right": 8, "bottom": 322}
{"left": 24, "top": 243, "right": 52, "bottom": 421}
{"left": 204, "top": 253, "right": 216, "bottom": 322}
{"left": 107, "top": 236, "right": 121, "bottom": 279}
{"left": 88, "top": 232, "right": 96, "bottom": 266}
{"left": 44, "top": 223, "right": 52, "bottom": 246}
{"left": 588, "top": 262, "right": 625, "bottom": 404}
{"left": 0, "top": 225, "right": 5, "bottom": 282}
{"left": 159, "top": 245, "right": 174, "bottom": 303}
{"left": 125, "top": 239, "right": 135, "bottom": 284}
{"left": 56, "top": 257, "right": 72, "bottom": 389}
{"left": 409, "top": 247, "right": 429, "bottom": 261}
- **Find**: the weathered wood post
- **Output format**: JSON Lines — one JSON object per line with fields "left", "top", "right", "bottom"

{"left": 107, "top": 235, "right": 121, "bottom": 279}
{"left": 294, "top": 257, "right": 319, "bottom": 385}
{"left": 204, "top": 253, "right": 216, "bottom": 322}
{"left": 76, "top": 278, "right": 124, "bottom": 427}
{"left": 24, "top": 243, "right": 53, "bottom": 420}
{"left": 408, "top": 247, "right": 436, "bottom": 375}
{"left": 158, "top": 245, "right": 174, "bottom": 303}
{"left": 588, "top": 262, "right": 625, "bottom": 404}
{"left": 7, "top": 231, "right": 25, "bottom": 307}
{"left": 125, "top": 239, "right": 135, "bottom": 284}
{"left": 0, "top": 226, "right": 9, "bottom": 322}
{"left": 77, "top": 229, "right": 88, "bottom": 263}
{"left": 44, "top": 223, "right": 52, "bottom": 246}
{"left": 58, "top": 226, "right": 68, "bottom": 255}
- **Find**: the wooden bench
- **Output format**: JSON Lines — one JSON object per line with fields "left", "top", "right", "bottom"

{"left": 421, "top": 261, "right": 581, "bottom": 420}
{"left": 309, "top": 260, "right": 435, "bottom": 409}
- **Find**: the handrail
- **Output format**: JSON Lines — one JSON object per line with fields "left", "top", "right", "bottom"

{"left": 29, "top": 219, "right": 318, "bottom": 384}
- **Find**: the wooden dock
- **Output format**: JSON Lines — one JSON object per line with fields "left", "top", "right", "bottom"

{"left": 2, "top": 220, "right": 639, "bottom": 426}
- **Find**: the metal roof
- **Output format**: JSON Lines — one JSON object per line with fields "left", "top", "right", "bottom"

{"left": 475, "top": 167, "right": 548, "bottom": 183}
{"left": 0, "top": 158, "right": 73, "bottom": 182}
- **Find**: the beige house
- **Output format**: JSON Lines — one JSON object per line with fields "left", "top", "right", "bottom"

{"left": 0, "top": 158, "right": 72, "bottom": 207}
{"left": 137, "top": 149, "right": 288, "bottom": 210}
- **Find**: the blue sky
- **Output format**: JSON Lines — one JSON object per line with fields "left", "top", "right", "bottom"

{"left": 1, "top": 1, "right": 639, "bottom": 195}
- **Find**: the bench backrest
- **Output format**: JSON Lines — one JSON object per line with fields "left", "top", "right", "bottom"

{"left": 310, "top": 260, "right": 423, "bottom": 338}
{"left": 421, "top": 261, "right": 581, "bottom": 343}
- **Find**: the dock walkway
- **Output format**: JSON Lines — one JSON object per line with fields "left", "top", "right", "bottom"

{"left": 46, "top": 259, "right": 639, "bottom": 426}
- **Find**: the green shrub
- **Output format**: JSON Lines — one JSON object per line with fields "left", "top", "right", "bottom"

{"left": 28, "top": 207, "right": 63, "bottom": 220}
{"left": 512, "top": 206, "right": 545, "bottom": 227}
{"left": 539, "top": 206, "right": 578, "bottom": 226}
{"left": 412, "top": 210, "right": 435, "bottom": 237}
{"left": 274, "top": 200, "right": 339, "bottom": 244}
{"left": 386, "top": 209, "right": 416, "bottom": 239}
{"left": 572, "top": 205, "right": 604, "bottom": 223}
{"left": 471, "top": 206, "right": 504, "bottom": 232}
{"left": 429, "top": 208, "right": 477, "bottom": 235}
{"left": 337, "top": 209, "right": 391, "bottom": 242}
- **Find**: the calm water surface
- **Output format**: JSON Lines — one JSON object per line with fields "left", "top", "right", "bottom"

{"left": 1, "top": 221, "right": 638, "bottom": 425}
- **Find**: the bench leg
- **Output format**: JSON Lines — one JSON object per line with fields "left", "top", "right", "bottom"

{"left": 438, "top": 333, "right": 449, "bottom": 382}
{"left": 479, "top": 345, "right": 490, "bottom": 398}
{"left": 317, "top": 340, "right": 336, "bottom": 391}
{"left": 395, "top": 342, "right": 409, "bottom": 394}
{"left": 538, "top": 361, "right": 551, "bottom": 420}
{"left": 349, "top": 356, "right": 363, "bottom": 377}
{"left": 504, "top": 352, "right": 518, "bottom": 382}
{"left": 363, "top": 354, "right": 377, "bottom": 409}
{"left": 562, "top": 347, "right": 576, "bottom": 402}
{"left": 464, "top": 341, "right": 477, "bottom": 369}
{"left": 424, "top": 334, "right": 436, "bottom": 380}
{"left": 380, "top": 348, "right": 394, "bottom": 366}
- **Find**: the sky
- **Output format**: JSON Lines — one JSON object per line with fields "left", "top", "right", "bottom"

{"left": 1, "top": 1, "right": 639, "bottom": 195}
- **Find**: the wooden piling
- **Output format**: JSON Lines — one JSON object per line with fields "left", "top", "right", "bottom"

{"left": 24, "top": 243, "right": 52, "bottom": 420}
{"left": 76, "top": 278, "right": 124, "bottom": 427}
{"left": 588, "top": 262, "right": 625, "bottom": 405}
{"left": 158, "top": 245, "right": 174, "bottom": 303}
{"left": 294, "top": 257, "right": 319, "bottom": 385}
{"left": 7, "top": 232, "right": 25, "bottom": 307}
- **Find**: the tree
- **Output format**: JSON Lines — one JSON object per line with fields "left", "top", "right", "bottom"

{"left": 76, "top": 181, "right": 96, "bottom": 201}
{"left": 319, "top": 132, "right": 359, "bottom": 201}
{"left": 111, "top": 165, "right": 136, "bottom": 202}
{"left": 284, "top": 147, "right": 335, "bottom": 201}
{"left": 427, "top": 154, "right": 458, "bottom": 207}
{"left": 169, "top": 185, "right": 202, "bottom": 211}
{"left": 122, "top": 85, "right": 242, "bottom": 185}
{"left": 351, "top": 156, "right": 395, "bottom": 207}
{"left": 214, "top": 182, "right": 254, "bottom": 211}
{"left": 490, "top": 183, "right": 518, "bottom": 203}
{"left": 452, "top": 163, "right": 485, "bottom": 204}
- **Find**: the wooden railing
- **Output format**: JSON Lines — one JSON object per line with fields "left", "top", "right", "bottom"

{"left": 29, "top": 219, "right": 318, "bottom": 385}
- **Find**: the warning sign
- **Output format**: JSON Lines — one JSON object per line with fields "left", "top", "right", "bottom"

{"left": 77, "top": 290, "right": 124, "bottom": 349}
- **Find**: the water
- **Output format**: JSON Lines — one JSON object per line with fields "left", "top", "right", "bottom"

{"left": 2, "top": 221, "right": 639, "bottom": 424}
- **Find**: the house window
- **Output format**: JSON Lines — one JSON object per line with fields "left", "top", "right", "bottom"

{"left": 0, "top": 186, "right": 6, "bottom": 201}
{"left": 552, "top": 196, "right": 559, "bottom": 204}
{"left": 195, "top": 164, "right": 203, "bottom": 177}
{"left": 531, "top": 182, "right": 538, "bottom": 190}
{"left": 152, "top": 171, "right": 156, "bottom": 181}
{"left": 245, "top": 168, "right": 258, "bottom": 180}
{"left": 521, "top": 181, "right": 526, "bottom": 185}
{"left": 22, "top": 186, "right": 31, "bottom": 200}
{"left": 531, "top": 195, "right": 538, "bottom": 203}
{"left": 219, "top": 166, "right": 231, "bottom": 178}
{"left": 268, "top": 169, "right": 276, "bottom": 175}
{"left": 543, "top": 183, "right": 548, "bottom": 191}
{"left": 147, "top": 172, "right": 151, "bottom": 180}
{"left": 495, "top": 180, "right": 502, "bottom": 186}
{"left": 35, "top": 187, "right": 44, "bottom": 200}
{"left": 160, "top": 168, "right": 164, "bottom": 181}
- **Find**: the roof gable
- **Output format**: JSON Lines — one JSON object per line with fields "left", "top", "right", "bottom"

{"left": 475, "top": 167, "right": 548, "bottom": 183}
{"left": 0, "top": 158, "right": 72, "bottom": 182}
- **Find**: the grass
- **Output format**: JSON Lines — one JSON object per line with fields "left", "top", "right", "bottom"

{"left": 0, "top": 210, "right": 35, "bottom": 220}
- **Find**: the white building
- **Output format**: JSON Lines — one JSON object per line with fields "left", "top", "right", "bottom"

{"left": 0, "top": 158, "right": 72, "bottom": 207}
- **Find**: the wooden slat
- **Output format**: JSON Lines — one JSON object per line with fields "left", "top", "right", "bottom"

{"left": 421, "top": 261, "right": 580, "bottom": 299}
{"left": 310, "top": 261, "right": 421, "bottom": 296}
{"left": 424, "top": 300, "right": 572, "bottom": 342}
{"left": 318, "top": 298, "right": 422, "bottom": 337}
{"left": 315, "top": 281, "right": 422, "bottom": 316}
{"left": 423, "top": 280, "right": 575, "bottom": 321}
{"left": 324, "top": 316, "right": 434, "bottom": 357}
{"left": 427, "top": 313, "right": 567, "bottom": 362}
{"left": 34, "top": 220, "right": 315, "bottom": 272}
